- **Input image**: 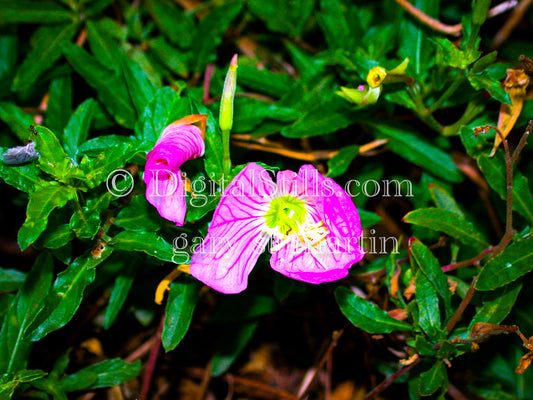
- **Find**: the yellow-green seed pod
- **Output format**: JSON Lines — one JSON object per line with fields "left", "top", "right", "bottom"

{"left": 219, "top": 54, "right": 238, "bottom": 132}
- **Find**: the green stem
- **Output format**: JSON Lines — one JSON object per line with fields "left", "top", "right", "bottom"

{"left": 428, "top": 72, "right": 465, "bottom": 114}
{"left": 222, "top": 128, "right": 231, "bottom": 181}
{"left": 408, "top": 85, "right": 444, "bottom": 134}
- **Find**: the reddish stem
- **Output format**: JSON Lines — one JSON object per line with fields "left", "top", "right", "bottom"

{"left": 139, "top": 312, "right": 165, "bottom": 400}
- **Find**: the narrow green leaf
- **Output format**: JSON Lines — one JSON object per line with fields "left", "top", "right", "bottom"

{"left": 28, "top": 248, "right": 113, "bottom": 341}
{"left": 18, "top": 184, "right": 77, "bottom": 251}
{"left": 122, "top": 56, "right": 157, "bottom": 116}
{"left": 366, "top": 122, "right": 463, "bottom": 183}
{"left": 316, "top": 0, "right": 352, "bottom": 50}
{"left": 0, "top": 102, "right": 34, "bottom": 141}
{"left": 428, "top": 183, "right": 463, "bottom": 216}
{"left": 237, "top": 65, "right": 293, "bottom": 98}
{"left": 468, "top": 71, "right": 511, "bottom": 105}
{"left": 358, "top": 209, "right": 382, "bottom": 228}
{"left": 0, "top": 252, "right": 54, "bottom": 373}
{"left": 86, "top": 20, "right": 122, "bottom": 72}
{"left": 476, "top": 236, "right": 533, "bottom": 291}
{"left": 62, "top": 42, "right": 137, "bottom": 128}
{"left": 63, "top": 98, "right": 96, "bottom": 161}
{"left": 42, "top": 224, "right": 74, "bottom": 249}
{"left": 12, "top": 24, "right": 78, "bottom": 93}
{"left": 415, "top": 270, "right": 442, "bottom": 337}
{"left": 69, "top": 207, "right": 100, "bottom": 240}
{"left": 104, "top": 263, "right": 139, "bottom": 329}
{"left": 469, "top": 280, "right": 522, "bottom": 329}
{"left": 191, "top": 1, "right": 243, "bottom": 73}
{"left": 327, "top": 145, "right": 358, "bottom": 178}
{"left": 0, "top": 369, "right": 48, "bottom": 400}
{"left": 419, "top": 360, "right": 447, "bottom": 396}
{"left": 114, "top": 195, "right": 163, "bottom": 232}
{"left": 0, "top": 268, "right": 26, "bottom": 294}
{"left": 162, "top": 276, "right": 200, "bottom": 351}
{"left": 147, "top": 36, "right": 189, "bottom": 77}
{"left": 110, "top": 231, "right": 176, "bottom": 262}
{"left": 33, "top": 125, "right": 76, "bottom": 182}
{"left": 0, "top": 1, "right": 72, "bottom": 24}
{"left": 248, "top": 0, "right": 314, "bottom": 36}
{"left": 0, "top": 35, "right": 17, "bottom": 97}
{"left": 46, "top": 76, "right": 73, "bottom": 136}
{"left": 145, "top": 0, "right": 195, "bottom": 49}
{"left": 335, "top": 287, "right": 412, "bottom": 334}
{"left": 60, "top": 359, "right": 141, "bottom": 391}
{"left": 404, "top": 208, "right": 489, "bottom": 250}
{"left": 211, "top": 321, "right": 259, "bottom": 377}
{"left": 410, "top": 238, "right": 451, "bottom": 313}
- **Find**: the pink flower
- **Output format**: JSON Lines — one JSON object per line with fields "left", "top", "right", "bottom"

{"left": 144, "top": 115, "right": 207, "bottom": 226}
{"left": 189, "top": 163, "right": 364, "bottom": 294}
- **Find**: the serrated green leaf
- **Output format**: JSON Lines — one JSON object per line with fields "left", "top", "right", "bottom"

{"left": 18, "top": 184, "right": 77, "bottom": 250}
{"left": 110, "top": 231, "right": 175, "bottom": 262}
{"left": 162, "top": 275, "right": 200, "bottom": 351}
{"left": 191, "top": 1, "right": 244, "bottom": 73}
{"left": 476, "top": 236, "right": 533, "bottom": 291}
{"left": 0, "top": 252, "right": 54, "bottom": 373}
{"left": 0, "top": 1, "right": 72, "bottom": 24}
{"left": 404, "top": 208, "right": 489, "bottom": 250}
{"left": 145, "top": 0, "right": 195, "bottom": 49}
{"left": 62, "top": 42, "right": 137, "bottom": 128}
{"left": 327, "top": 145, "right": 358, "bottom": 178}
{"left": 28, "top": 248, "right": 112, "bottom": 341}
{"left": 114, "top": 195, "right": 163, "bottom": 232}
{"left": 335, "top": 286, "right": 412, "bottom": 334}
{"left": 63, "top": 98, "right": 96, "bottom": 161}
{"left": 12, "top": 24, "right": 78, "bottom": 93}
{"left": 366, "top": 122, "right": 463, "bottom": 183}
{"left": 248, "top": 0, "right": 314, "bottom": 36}
{"left": 0, "top": 268, "right": 26, "bottom": 294}
{"left": 419, "top": 360, "right": 447, "bottom": 396}
{"left": 211, "top": 321, "right": 258, "bottom": 377}
{"left": 0, "top": 102, "right": 35, "bottom": 141}
{"left": 60, "top": 359, "right": 140, "bottom": 391}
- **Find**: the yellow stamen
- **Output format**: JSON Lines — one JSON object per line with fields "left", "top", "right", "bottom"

{"left": 154, "top": 264, "right": 190, "bottom": 305}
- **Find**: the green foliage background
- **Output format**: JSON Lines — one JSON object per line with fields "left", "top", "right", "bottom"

{"left": 0, "top": 0, "right": 533, "bottom": 399}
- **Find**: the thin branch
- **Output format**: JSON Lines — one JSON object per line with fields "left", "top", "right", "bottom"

{"left": 442, "top": 248, "right": 493, "bottom": 273}
{"left": 139, "top": 313, "right": 165, "bottom": 400}
{"left": 362, "top": 355, "right": 421, "bottom": 400}
{"left": 511, "top": 120, "right": 532, "bottom": 164}
{"left": 492, "top": 0, "right": 533, "bottom": 49}
{"left": 445, "top": 277, "right": 477, "bottom": 334}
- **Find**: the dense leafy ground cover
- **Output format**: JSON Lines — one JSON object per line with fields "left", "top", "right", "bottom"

{"left": 1, "top": 0, "right": 533, "bottom": 399}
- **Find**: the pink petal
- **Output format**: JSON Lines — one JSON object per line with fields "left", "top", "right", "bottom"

{"left": 190, "top": 163, "right": 275, "bottom": 294}
{"left": 145, "top": 168, "right": 186, "bottom": 225}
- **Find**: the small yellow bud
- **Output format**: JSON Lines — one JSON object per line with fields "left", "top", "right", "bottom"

{"left": 219, "top": 54, "right": 238, "bottom": 133}
{"left": 367, "top": 67, "right": 387, "bottom": 88}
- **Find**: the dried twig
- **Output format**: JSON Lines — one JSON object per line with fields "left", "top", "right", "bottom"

{"left": 492, "top": 0, "right": 533, "bottom": 49}
{"left": 445, "top": 277, "right": 477, "bottom": 334}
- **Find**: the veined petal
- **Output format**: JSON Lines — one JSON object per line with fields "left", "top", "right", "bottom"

{"left": 145, "top": 168, "right": 186, "bottom": 225}
{"left": 190, "top": 163, "right": 275, "bottom": 294}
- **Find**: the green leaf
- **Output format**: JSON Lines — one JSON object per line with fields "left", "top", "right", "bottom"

{"left": 104, "top": 262, "right": 139, "bottom": 329}
{"left": 415, "top": 270, "right": 441, "bottom": 338}
{"left": 122, "top": 56, "right": 157, "bottom": 116}
{"left": 0, "top": 369, "right": 48, "bottom": 399}
{"left": 0, "top": 161, "right": 44, "bottom": 193}
{"left": 60, "top": 359, "right": 141, "bottom": 391}
{"left": 403, "top": 208, "right": 489, "bottom": 250}
{"left": 316, "top": 0, "right": 352, "bottom": 51}
{"left": 410, "top": 238, "right": 451, "bottom": 315}
{"left": 476, "top": 236, "right": 533, "bottom": 291}
{"left": 69, "top": 207, "right": 101, "bottom": 240}
{"left": 147, "top": 36, "right": 189, "bottom": 78}
{"left": 62, "top": 42, "right": 137, "bottom": 128}
{"left": 110, "top": 231, "right": 176, "bottom": 262}
{"left": 0, "top": 268, "right": 26, "bottom": 294}
{"left": 477, "top": 154, "right": 533, "bottom": 225}
{"left": 162, "top": 275, "right": 200, "bottom": 351}
{"left": 472, "top": 0, "right": 492, "bottom": 25}
{"left": 366, "top": 122, "right": 463, "bottom": 183}
{"left": 46, "top": 75, "right": 73, "bottom": 136}
{"left": 134, "top": 87, "right": 190, "bottom": 149}
{"left": 28, "top": 249, "right": 112, "bottom": 342}
{"left": 211, "top": 321, "right": 259, "bottom": 377}
{"left": 468, "top": 71, "right": 512, "bottom": 105}
{"left": 228, "top": 97, "right": 299, "bottom": 133}
{"left": 0, "top": 102, "right": 35, "bottom": 141}
{"left": 248, "top": 0, "right": 314, "bottom": 36}
{"left": 434, "top": 37, "right": 480, "bottom": 69}
{"left": 18, "top": 184, "right": 77, "bottom": 251}
{"left": 191, "top": 1, "right": 243, "bottom": 73}
{"left": 469, "top": 280, "right": 522, "bottom": 329}
{"left": 0, "top": 252, "right": 54, "bottom": 373}
{"left": 418, "top": 360, "right": 447, "bottom": 396}
{"left": 114, "top": 195, "right": 163, "bottom": 232}
{"left": 335, "top": 286, "right": 412, "bottom": 334}
{"left": 41, "top": 224, "right": 74, "bottom": 250}
{"left": 0, "top": 1, "right": 72, "bottom": 24}
{"left": 12, "top": 24, "right": 78, "bottom": 93}
{"left": 358, "top": 209, "right": 382, "bottom": 228}
{"left": 237, "top": 65, "right": 293, "bottom": 98}
{"left": 0, "top": 35, "right": 17, "bottom": 97}
{"left": 63, "top": 98, "right": 96, "bottom": 161}
{"left": 428, "top": 184, "right": 463, "bottom": 216}
{"left": 86, "top": 20, "right": 122, "bottom": 72}
{"left": 327, "top": 145, "right": 358, "bottom": 178}
{"left": 145, "top": 0, "right": 195, "bottom": 49}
